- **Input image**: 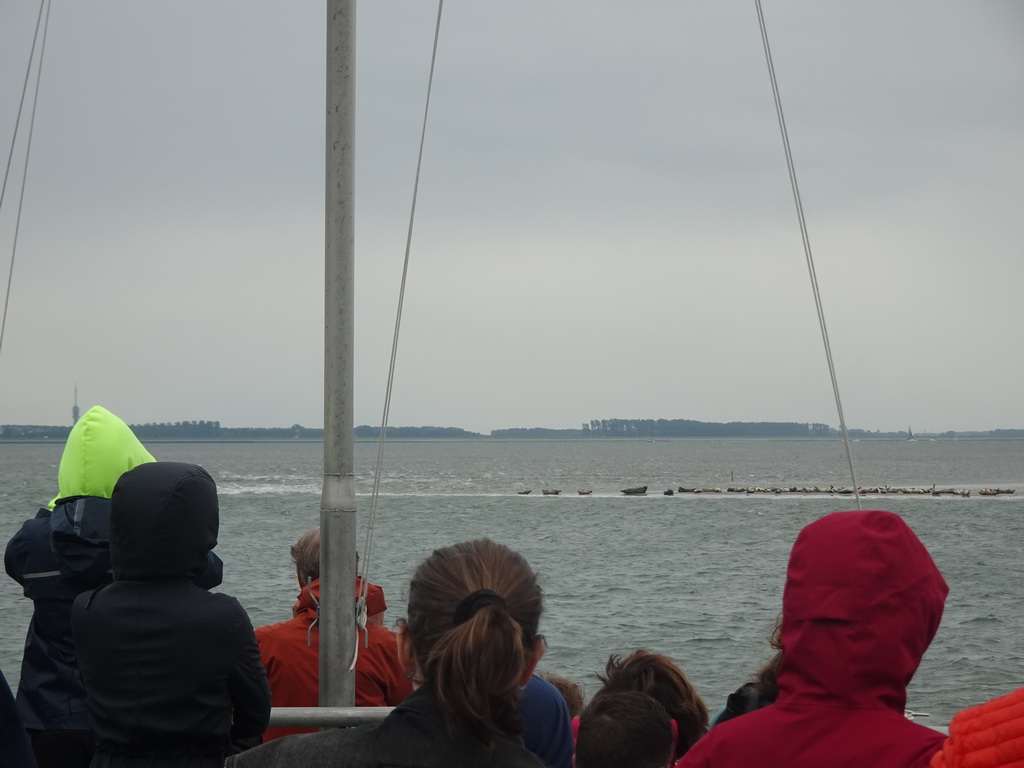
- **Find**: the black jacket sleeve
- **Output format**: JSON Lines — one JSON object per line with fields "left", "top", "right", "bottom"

{"left": 225, "top": 598, "right": 271, "bottom": 746}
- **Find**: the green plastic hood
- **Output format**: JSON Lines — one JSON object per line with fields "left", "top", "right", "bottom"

{"left": 50, "top": 405, "right": 155, "bottom": 508}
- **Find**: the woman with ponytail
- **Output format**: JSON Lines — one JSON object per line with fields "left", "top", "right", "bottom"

{"left": 228, "top": 539, "right": 548, "bottom": 768}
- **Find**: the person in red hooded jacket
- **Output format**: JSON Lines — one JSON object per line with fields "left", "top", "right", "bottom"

{"left": 679, "top": 509, "right": 949, "bottom": 768}
{"left": 254, "top": 528, "right": 412, "bottom": 742}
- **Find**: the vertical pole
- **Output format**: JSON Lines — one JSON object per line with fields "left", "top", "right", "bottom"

{"left": 320, "top": 0, "right": 357, "bottom": 707}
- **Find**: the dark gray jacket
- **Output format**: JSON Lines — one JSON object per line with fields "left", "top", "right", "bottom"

{"left": 226, "top": 687, "right": 547, "bottom": 768}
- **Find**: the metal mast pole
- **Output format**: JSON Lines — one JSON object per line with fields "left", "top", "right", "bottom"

{"left": 320, "top": 0, "right": 357, "bottom": 707}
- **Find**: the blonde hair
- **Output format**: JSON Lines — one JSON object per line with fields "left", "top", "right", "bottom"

{"left": 542, "top": 674, "right": 585, "bottom": 718}
{"left": 290, "top": 528, "right": 320, "bottom": 582}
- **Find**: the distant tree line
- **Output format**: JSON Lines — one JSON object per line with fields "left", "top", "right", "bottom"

{"left": 132, "top": 421, "right": 224, "bottom": 438}
{"left": 0, "top": 422, "right": 480, "bottom": 440}
{"left": 129, "top": 421, "right": 326, "bottom": 439}
{"left": 578, "top": 419, "right": 834, "bottom": 438}
{"left": 0, "top": 424, "right": 74, "bottom": 440}
{"left": 490, "top": 427, "right": 585, "bottom": 438}
{"left": 987, "top": 428, "right": 1024, "bottom": 438}
{"left": 353, "top": 425, "right": 482, "bottom": 439}
{"left": 3, "top": 420, "right": 1023, "bottom": 441}
{"left": 0, "top": 421, "right": 323, "bottom": 440}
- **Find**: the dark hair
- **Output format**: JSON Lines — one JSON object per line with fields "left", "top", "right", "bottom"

{"left": 596, "top": 650, "right": 708, "bottom": 759}
{"left": 406, "top": 539, "right": 543, "bottom": 747}
{"left": 541, "top": 673, "right": 585, "bottom": 718}
{"left": 750, "top": 619, "right": 783, "bottom": 700}
{"left": 576, "top": 691, "right": 675, "bottom": 768}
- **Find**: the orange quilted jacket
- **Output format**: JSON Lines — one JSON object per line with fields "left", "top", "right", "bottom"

{"left": 930, "top": 687, "right": 1024, "bottom": 768}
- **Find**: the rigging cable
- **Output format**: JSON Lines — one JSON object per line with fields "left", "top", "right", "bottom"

{"left": 0, "top": 0, "right": 50, "bottom": 363}
{"left": 353, "top": 0, "right": 445, "bottom": 668}
{"left": 754, "top": 0, "right": 861, "bottom": 507}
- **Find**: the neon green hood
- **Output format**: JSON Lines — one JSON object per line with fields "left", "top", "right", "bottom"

{"left": 49, "top": 405, "right": 155, "bottom": 508}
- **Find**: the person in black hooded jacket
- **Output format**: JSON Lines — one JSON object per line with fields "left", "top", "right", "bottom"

{"left": 71, "top": 462, "right": 270, "bottom": 768}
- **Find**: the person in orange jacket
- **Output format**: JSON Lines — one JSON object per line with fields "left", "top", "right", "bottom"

{"left": 929, "top": 686, "right": 1024, "bottom": 768}
{"left": 254, "top": 528, "right": 412, "bottom": 741}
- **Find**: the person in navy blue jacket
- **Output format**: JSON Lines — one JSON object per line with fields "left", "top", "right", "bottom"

{"left": 521, "top": 674, "right": 575, "bottom": 768}
{"left": 4, "top": 407, "right": 223, "bottom": 768}
{"left": 1, "top": 666, "right": 36, "bottom": 768}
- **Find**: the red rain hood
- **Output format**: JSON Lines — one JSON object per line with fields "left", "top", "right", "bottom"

{"left": 777, "top": 510, "right": 948, "bottom": 712}
{"left": 294, "top": 578, "right": 387, "bottom": 621}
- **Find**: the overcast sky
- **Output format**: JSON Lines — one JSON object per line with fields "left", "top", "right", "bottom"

{"left": 0, "top": 1, "right": 1021, "bottom": 434}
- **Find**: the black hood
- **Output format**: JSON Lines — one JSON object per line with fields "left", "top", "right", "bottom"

{"left": 110, "top": 462, "right": 219, "bottom": 581}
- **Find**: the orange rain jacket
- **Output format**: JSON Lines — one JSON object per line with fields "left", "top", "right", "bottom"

{"left": 255, "top": 578, "right": 413, "bottom": 742}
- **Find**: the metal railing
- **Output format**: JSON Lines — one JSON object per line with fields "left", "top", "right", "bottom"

{"left": 268, "top": 706, "right": 948, "bottom": 735}
{"left": 269, "top": 707, "right": 392, "bottom": 729}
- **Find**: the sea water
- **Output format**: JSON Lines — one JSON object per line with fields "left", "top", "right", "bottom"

{"left": 1, "top": 437, "right": 1022, "bottom": 724}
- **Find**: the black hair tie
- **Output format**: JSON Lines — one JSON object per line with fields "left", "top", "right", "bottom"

{"left": 453, "top": 589, "right": 505, "bottom": 626}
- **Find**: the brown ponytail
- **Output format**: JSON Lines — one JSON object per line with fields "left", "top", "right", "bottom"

{"left": 406, "top": 539, "right": 543, "bottom": 748}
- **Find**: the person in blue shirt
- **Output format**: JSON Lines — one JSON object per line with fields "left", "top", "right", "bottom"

{"left": 521, "top": 673, "right": 575, "bottom": 768}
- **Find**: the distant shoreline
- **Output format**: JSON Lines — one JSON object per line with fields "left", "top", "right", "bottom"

{"left": 3, "top": 436, "right": 1024, "bottom": 445}
{"left": 5, "top": 419, "right": 1022, "bottom": 442}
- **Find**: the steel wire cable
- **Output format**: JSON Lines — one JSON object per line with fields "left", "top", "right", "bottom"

{"left": 355, "top": 0, "right": 445, "bottom": 662}
{"left": 755, "top": 0, "right": 861, "bottom": 506}
{"left": 1, "top": 0, "right": 50, "bottom": 364}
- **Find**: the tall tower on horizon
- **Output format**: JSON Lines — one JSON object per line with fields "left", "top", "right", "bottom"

{"left": 72, "top": 385, "right": 79, "bottom": 425}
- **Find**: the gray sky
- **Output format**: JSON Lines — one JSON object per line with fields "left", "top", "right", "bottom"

{"left": 1, "top": 2, "right": 1021, "bottom": 434}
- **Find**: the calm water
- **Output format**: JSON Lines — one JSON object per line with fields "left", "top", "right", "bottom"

{"left": 2, "top": 438, "right": 1022, "bottom": 724}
